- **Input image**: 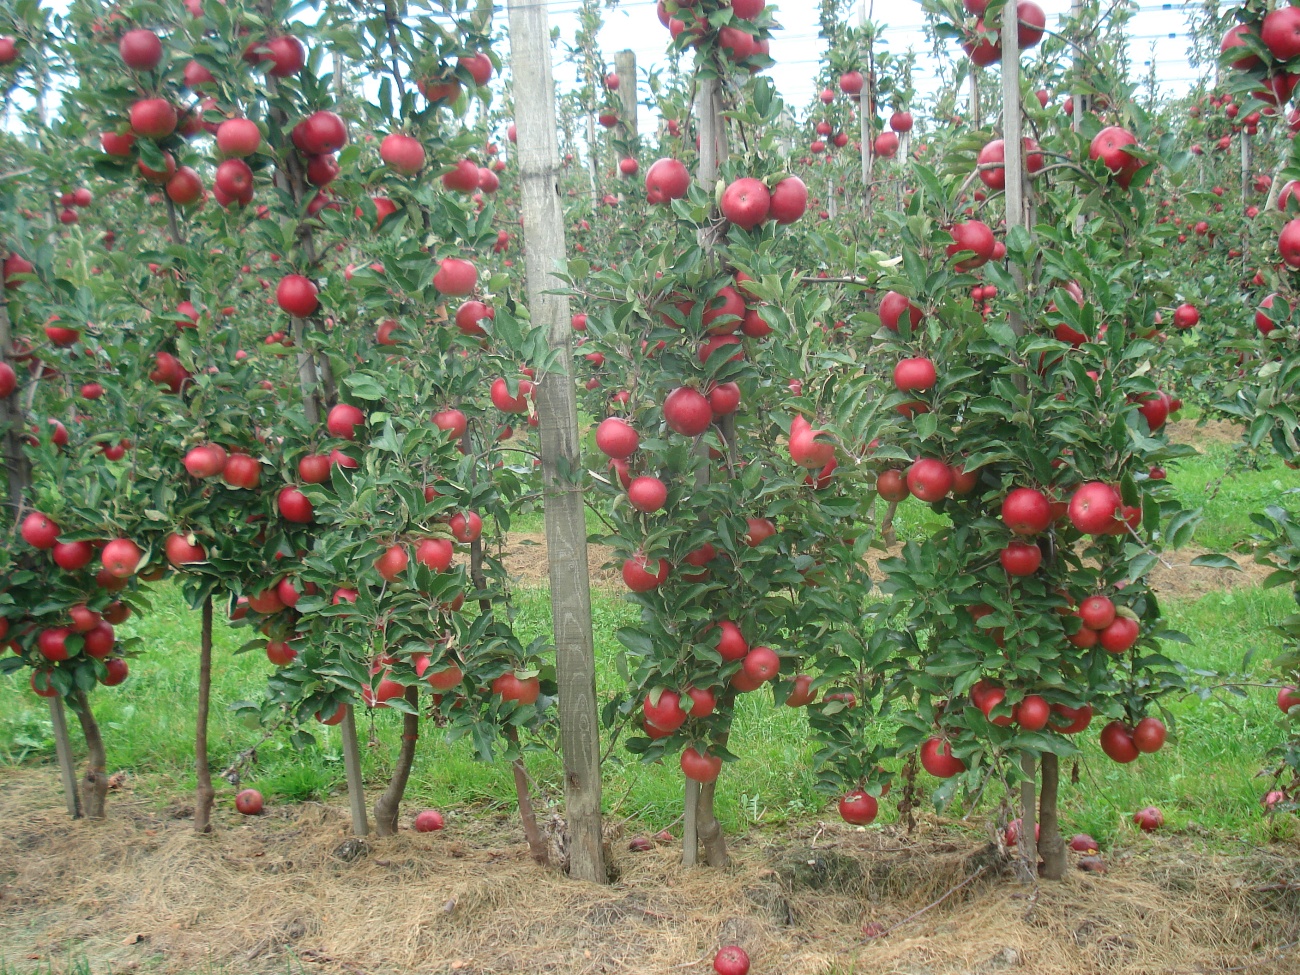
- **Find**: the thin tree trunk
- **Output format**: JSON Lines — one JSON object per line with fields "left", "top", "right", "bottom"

{"left": 509, "top": 732, "right": 549, "bottom": 865}
{"left": 72, "top": 690, "right": 108, "bottom": 819}
{"left": 508, "top": 0, "right": 607, "bottom": 883}
{"left": 194, "top": 597, "right": 215, "bottom": 833}
{"left": 373, "top": 686, "right": 419, "bottom": 836}
{"left": 880, "top": 498, "right": 899, "bottom": 546}
{"left": 697, "top": 780, "right": 729, "bottom": 866}
{"left": 49, "top": 696, "right": 82, "bottom": 819}
{"left": 681, "top": 778, "right": 700, "bottom": 867}
{"left": 1038, "top": 752, "right": 1065, "bottom": 879}
{"left": 340, "top": 706, "right": 369, "bottom": 836}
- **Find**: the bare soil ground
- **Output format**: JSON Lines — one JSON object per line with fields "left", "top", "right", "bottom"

{"left": 0, "top": 770, "right": 1297, "bottom": 975}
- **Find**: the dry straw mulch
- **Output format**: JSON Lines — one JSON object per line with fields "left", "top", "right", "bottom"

{"left": 1, "top": 770, "right": 1298, "bottom": 975}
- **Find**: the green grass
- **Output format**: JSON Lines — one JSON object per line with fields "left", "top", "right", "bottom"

{"left": 2, "top": 429, "right": 1298, "bottom": 854}
{"left": 1165, "top": 438, "right": 1298, "bottom": 551}
{"left": 0, "top": 577, "right": 1294, "bottom": 849}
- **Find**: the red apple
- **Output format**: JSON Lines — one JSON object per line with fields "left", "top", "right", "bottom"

{"left": 119, "top": 29, "right": 163, "bottom": 71}
{"left": 1100, "top": 721, "right": 1139, "bottom": 763}
{"left": 1002, "top": 487, "right": 1051, "bottom": 535}
{"left": 680, "top": 747, "right": 722, "bottom": 783}
{"left": 713, "top": 945, "right": 750, "bottom": 975}
{"left": 720, "top": 177, "right": 771, "bottom": 230}
{"left": 235, "top": 789, "right": 263, "bottom": 815}
{"left": 380, "top": 132, "right": 426, "bottom": 174}
{"left": 920, "top": 737, "right": 965, "bottom": 778}
{"left": 1132, "top": 805, "right": 1163, "bottom": 832}
{"left": 838, "top": 789, "right": 878, "bottom": 825}
{"left": 414, "top": 809, "right": 445, "bottom": 832}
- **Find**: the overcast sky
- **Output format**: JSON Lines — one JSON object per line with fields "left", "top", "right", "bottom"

{"left": 533, "top": 0, "right": 1204, "bottom": 129}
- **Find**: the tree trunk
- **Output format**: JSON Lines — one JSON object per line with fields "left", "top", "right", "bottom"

{"left": 194, "top": 597, "right": 215, "bottom": 833}
{"left": 510, "top": 735, "right": 549, "bottom": 866}
{"left": 696, "top": 780, "right": 729, "bottom": 867}
{"left": 49, "top": 696, "right": 82, "bottom": 819}
{"left": 72, "top": 690, "right": 108, "bottom": 819}
{"left": 508, "top": 0, "right": 606, "bottom": 884}
{"left": 373, "top": 686, "right": 419, "bottom": 836}
{"left": 340, "top": 706, "right": 369, "bottom": 836}
{"left": 1038, "top": 752, "right": 1065, "bottom": 879}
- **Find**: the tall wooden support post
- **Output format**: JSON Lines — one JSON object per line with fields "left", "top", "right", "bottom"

{"left": 194, "top": 597, "right": 215, "bottom": 833}
{"left": 1241, "top": 131, "right": 1251, "bottom": 205}
{"left": 615, "top": 49, "right": 638, "bottom": 140}
{"left": 697, "top": 79, "right": 728, "bottom": 184}
{"left": 340, "top": 707, "right": 369, "bottom": 836}
{"left": 586, "top": 113, "right": 601, "bottom": 202}
{"left": 969, "top": 70, "right": 980, "bottom": 127}
{"left": 508, "top": 0, "right": 606, "bottom": 885}
{"left": 859, "top": 2, "right": 874, "bottom": 210}
{"left": 49, "top": 696, "right": 82, "bottom": 819}
{"left": 1002, "top": 0, "right": 1040, "bottom": 884}
{"left": 1070, "top": 0, "right": 1083, "bottom": 134}
{"left": 683, "top": 75, "right": 731, "bottom": 870}
{"left": 1001, "top": 4, "right": 1026, "bottom": 242}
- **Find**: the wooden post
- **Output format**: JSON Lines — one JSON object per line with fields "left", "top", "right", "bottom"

{"left": 859, "top": 2, "right": 874, "bottom": 211}
{"left": 49, "top": 696, "right": 82, "bottom": 819}
{"left": 1071, "top": 0, "right": 1083, "bottom": 134}
{"left": 194, "top": 597, "right": 215, "bottom": 833}
{"left": 969, "top": 70, "right": 980, "bottom": 128}
{"left": 683, "top": 67, "right": 733, "bottom": 870}
{"left": 1002, "top": 0, "right": 1055, "bottom": 881}
{"left": 1001, "top": 0, "right": 1026, "bottom": 241}
{"left": 1039, "top": 753, "right": 1065, "bottom": 879}
{"left": 585, "top": 113, "right": 600, "bottom": 202}
{"left": 1241, "top": 131, "right": 1251, "bottom": 205}
{"left": 615, "top": 50, "right": 637, "bottom": 140}
{"left": 507, "top": 0, "right": 606, "bottom": 885}
{"left": 1266, "top": 156, "right": 1288, "bottom": 209}
{"left": 340, "top": 706, "right": 369, "bottom": 836}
